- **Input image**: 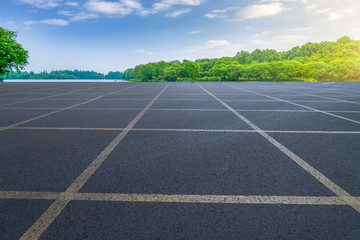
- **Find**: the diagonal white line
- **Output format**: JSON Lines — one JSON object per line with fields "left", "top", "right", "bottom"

{"left": 0, "top": 84, "right": 108, "bottom": 107}
{"left": 197, "top": 83, "right": 360, "bottom": 213}
{"left": 258, "top": 84, "right": 360, "bottom": 106}
{"left": 20, "top": 83, "right": 170, "bottom": 240}
{"left": 225, "top": 83, "right": 360, "bottom": 125}
{"left": 0, "top": 84, "right": 142, "bottom": 133}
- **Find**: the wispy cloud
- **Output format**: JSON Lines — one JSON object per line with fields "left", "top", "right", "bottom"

{"left": 24, "top": 18, "right": 69, "bottom": 26}
{"left": 58, "top": 10, "right": 99, "bottom": 21}
{"left": 20, "top": 0, "right": 62, "bottom": 8}
{"left": 165, "top": 9, "right": 191, "bottom": 17}
{"left": 188, "top": 30, "right": 199, "bottom": 34}
{"left": 65, "top": 1, "right": 79, "bottom": 7}
{"left": 205, "top": 3, "right": 290, "bottom": 21}
{"left": 238, "top": 3, "right": 291, "bottom": 20}
{"left": 140, "top": 0, "right": 203, "bottom": 16}
{"left": 135, "top": 49, "right": 156, "bottom": 55}
{"left": 85, "top": 0, "right": 142, "bottom": 16}
{"left": 187, "top": 40, "right": 232, "bottom": 52}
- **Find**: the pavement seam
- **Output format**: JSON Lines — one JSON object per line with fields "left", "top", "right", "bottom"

{"left": 19, "top": 83, "right": 170, "bottom": 240}
{"left": 197, "top": 83, "right": 360, "bottom": 213}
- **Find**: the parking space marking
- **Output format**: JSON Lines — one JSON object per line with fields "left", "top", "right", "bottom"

{"left": 225, "top": 84, "right": 360, "bottom": 125}
{"left": 197, "top": 83, "right": 360, "bottom": 213}
{"left": 0, "top": 84, "right": 142, "bottom": 133}
{"left": 298, "top": 86, "right": 360, "bottom": 97}
{"left": 5, "top": 126, "right": 360, "bottom": 134}
{"left": 1, "top": 190, "right": 355, "bottom": 206}
{"left": 0, "top": 84, "right": 114, "bottom": 107}
{"left": 0, "top": 85, "right": 68, "bottom": 97}
{"left": 258, "top": 85, "right": 360, "bottom": 106}
{"left": 20, "top": 83, "right": 169, "bottom": 240}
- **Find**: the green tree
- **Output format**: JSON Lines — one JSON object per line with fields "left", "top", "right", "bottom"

{"left": 0, "top": 27, "right": 29, "bottom": 81}
{"left": 208, "top": 60, "right": 228, "bottom": 81}
{"left": 182, "top": 60, "right": 200, "bottom": 79}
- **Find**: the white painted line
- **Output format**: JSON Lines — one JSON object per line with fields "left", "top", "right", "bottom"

{"left": 0, "top": 84, "right": 143, "bottom": 133}
{"left": 0, "top": 191, "right": 61, "bottom": 200}
{"left": 20, "top": 83, "right": 170, "bottom": 240}
{"left": 226, "top": 84, "right": 360, "bottom": 125}
{"left": 7, "top": 126, "right": 360, "bottom": 134}
{"left": 73, "top": 193, "right": 348, "bottom": 205}
{"left": 258, "top": 85, "right": 360, "bottom": 106}
{"left": 0, "top": 85, "right": 68, "bottom": 97}
{"left": 1, "top": 190, "right": 352, "bottom": 206}
{"left": 0, "top": 84, "right": 108, "bottom": 107}
{"left": 12, "top": 127, "right": 125, "bottom": 131}
{"left": 299, "top": 86, "right": 360, "bottom": 97}
{"left": 197, "top": 83, "right": 360, "bottom": 213}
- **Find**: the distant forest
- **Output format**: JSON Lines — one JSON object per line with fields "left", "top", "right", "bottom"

{"left": 6, "top": 70, "right": 123, "bottom": 80}
{"left": 6, "top": 36, "right": 360, "bottom": 82}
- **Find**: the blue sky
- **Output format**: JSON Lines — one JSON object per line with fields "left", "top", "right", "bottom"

{"left": 1, "top": 0, "right": 360, "bottom": 73}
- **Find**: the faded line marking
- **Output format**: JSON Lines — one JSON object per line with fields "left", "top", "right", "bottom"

{"left": 197, "top": 83, "right": 360, "bottom": 213}
{"left": 20, "top": 84, "right": 169, "bottom": 240}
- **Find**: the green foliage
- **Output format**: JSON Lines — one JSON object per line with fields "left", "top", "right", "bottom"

{"left": 5, "top": 36, "right": 360, "bottom": 82}
{"left": 7, "top": 70, "right": 106, "bottom": 79}
{"left": 0, "top": 27, "right": 29, "bottom": 80}
{"left": 124, "top": 36, "right": 360, "bottom": 82}
{"left": 105, "top": 71, "right": 123, "bottom": 79}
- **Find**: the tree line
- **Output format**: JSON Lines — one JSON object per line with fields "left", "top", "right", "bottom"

{"left": 122, "top": 36, "right": 360, "bottom": 82}
{"left": 3, "top": 36, "right": 360, "bottom": 82}
{"left": 6, "top": 70, "right": 124, "bottom": 80}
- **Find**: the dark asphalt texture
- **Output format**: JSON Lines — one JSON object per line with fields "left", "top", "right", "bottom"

{"left": 1, "top": 82, "right": 360, "bottom": 239}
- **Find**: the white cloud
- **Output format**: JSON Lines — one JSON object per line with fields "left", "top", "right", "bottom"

{"left": 187, "top": 40, "right": 230, "bottom": 52}
{"left": 237, "top": 3, "right": 291, "bottom": 20}
{"left": 85, "top": 0, "right": 142, "bottom": 15}
{"left": 135, "top": 49, "right": 156, "bottom": 55}
{"left": 24, "top": 20, "right": 38, "bottom": 25}
{"left": 20, "top": 0, "right": 61, "bottom": 8}
{"left": 165, "top": 9, "right": 191, "bottom": 17}
{"left": 24, "top": 18, "right": 69, "bottom": 26}
{"left": 188, "top": 30, "right": 199, "bottom": 34}
{"left": 204, "top": 9, "right": 227, "bottom": 19}
{"left": 65, "top": 1, "right": 79, "bottom": 7}
{"left": 70, "top": 13, "right": 99, "bottom": 21}
{"left": 253, "top": 31, "right": 270, "bottom": 37}
{"left": 205, "top": 3, "right": 290, "bottom": 21}
{"left": 140, "top": 0, "right": 203, "bottom": 16}
{"left": 58, "top": 10, "right": 99, "bottom": 21}
{"left": 42, "top": 18, "right": 69, "bottom": 26}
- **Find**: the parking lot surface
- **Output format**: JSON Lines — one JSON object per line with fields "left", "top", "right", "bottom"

{"left": 1, "top": 82, "right": 359, "bottom": 239}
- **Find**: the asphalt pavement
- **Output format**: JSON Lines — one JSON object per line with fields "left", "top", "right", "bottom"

{"left": 0, "top": 82, "right": 359, "bottom": 239}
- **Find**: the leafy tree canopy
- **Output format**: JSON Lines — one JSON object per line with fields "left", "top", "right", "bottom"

{"left": 0, "top": 27, "right": 29, "bottom": 81}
